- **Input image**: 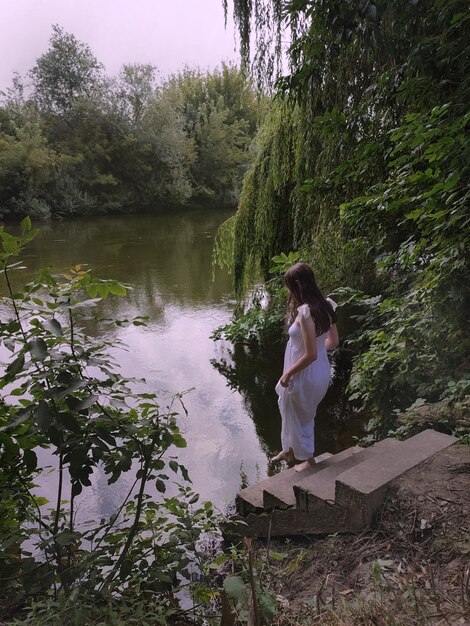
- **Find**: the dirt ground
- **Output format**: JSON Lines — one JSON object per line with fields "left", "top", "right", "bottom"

{"left": 267, "top": 443, "right": 470, "bottom": 625}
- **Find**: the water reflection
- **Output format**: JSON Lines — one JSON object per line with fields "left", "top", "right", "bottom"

{"left": 2, "top": 211, "right": 270, "bottom": 515}
{"left": 21, "top": 212, "right": 233, "bottom": 308}
{"left": 211, "top": 335, "right": 365, "bottom": 461}
{"left": 2, "top": 210, "right": 364, "bottom": 517}
{"left": 211, "top": 339, "right": 285, "bottom": 454}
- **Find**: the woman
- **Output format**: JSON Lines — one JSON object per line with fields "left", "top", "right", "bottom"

{"left": 273, "top": 263, "right": 339, "bottom": 472}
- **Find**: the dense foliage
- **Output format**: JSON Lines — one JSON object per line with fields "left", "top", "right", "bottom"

{"left": 0, "top": 26, "right": 262, "bottom": 219}
{"left": 0, "top": 222, "right": 284, "bottom": 624}
{"left": 219, "top": 0, "right": 470, "bottom": 435}
{"left": 0, "top": 221, "right": 222, "bottom": 622}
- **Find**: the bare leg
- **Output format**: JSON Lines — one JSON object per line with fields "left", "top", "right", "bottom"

{"left": 294, "top": 457, "right": 316, "bottom": 472}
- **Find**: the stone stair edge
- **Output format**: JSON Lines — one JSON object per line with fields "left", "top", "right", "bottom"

{"left": 293, "top": 437, "right": 403, "bottom": 502}
{"left": 334, "top": 429, "right": 458, "bottom": 498}
{"left": 261, "top": 446, "right": 364, "bottom": 509}
{"left": 238, "top": 446, "right": 362, "bottom": 513}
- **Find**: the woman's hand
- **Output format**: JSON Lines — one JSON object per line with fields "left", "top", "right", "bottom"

{"left": 280, "top": 372, "right": 291, "bottom": 387}
{"left": 325, "top": 323, "right": 339, "bottom": 350}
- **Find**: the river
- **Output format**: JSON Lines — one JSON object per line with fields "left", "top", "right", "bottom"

{"left": 1, "top": 209, "right": 364, "bottom": 516}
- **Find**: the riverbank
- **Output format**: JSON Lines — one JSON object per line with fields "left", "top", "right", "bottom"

{"left": 1, "top": 433, "right": 468, "bottom": 624}
{"left": 237, "top": 443, "right": 469, "bottom": 625}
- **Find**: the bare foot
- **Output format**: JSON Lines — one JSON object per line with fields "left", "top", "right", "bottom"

{"left": 294, "top": 457, "right": 316, "bottom": 472}
{"left": 271, "top": 448, "right": 295, "bottom": 465}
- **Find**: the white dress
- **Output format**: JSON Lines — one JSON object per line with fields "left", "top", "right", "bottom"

{"left": 275, "top": 300, "right": 335, "bottom": 460}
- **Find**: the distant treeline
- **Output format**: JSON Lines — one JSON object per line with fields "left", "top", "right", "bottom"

{"left": 0, "top": 25, "right": 263, "bottom": 220}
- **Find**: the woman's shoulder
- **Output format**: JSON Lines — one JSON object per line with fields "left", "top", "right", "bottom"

{"left": 296, "top": 303, "right": 311, "bottom": 320}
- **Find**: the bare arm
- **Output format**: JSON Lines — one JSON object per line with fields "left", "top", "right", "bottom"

{"left": 325, "top": 323, "right": 339, "bottom": 350}
{"left": 280, "top": 314, "right": 317, "bottom": 387}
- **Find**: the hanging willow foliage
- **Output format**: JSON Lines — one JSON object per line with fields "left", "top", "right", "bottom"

{"left": 223, "top": 0, "right": 284, "bottom": 92}
{"left": 218, "top": 0, "right": 470, "bottom": 424}
{"left": 221, "top": 0, "right": 469, "bottom": 287}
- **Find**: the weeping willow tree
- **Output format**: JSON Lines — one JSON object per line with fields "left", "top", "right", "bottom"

{"left": 217, "top": 0, "right": 470, "bottom": 434}
{"left": 220, "top": 0, "right": 428, "bottom": 291}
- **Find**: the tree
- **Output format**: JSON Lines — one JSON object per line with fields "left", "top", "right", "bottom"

{"left": 0, "top": 121, "right": 58, "bottom": 219}
{"left": 117, "top": 63, "right": 158, "bottom": 126}
{"left": 30, "top": 25, "right": 103, "bottom": 115}
{"left": 139, "top": 86, "right": 195, "bottom": 206}
{"left": 221, "top": 0, "right": 470, "bottom": 432}
{"left": 0, "top": 33, "right": 261, "bottom": 216}
{"left": 165, "top": 64, "right": 262, "bottom": 205}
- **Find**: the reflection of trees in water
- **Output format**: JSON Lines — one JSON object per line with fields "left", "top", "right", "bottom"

{"left": 212, "top": 338, "right": 284, "bottom": 454}
{"left": 2, "top": 211, "right": 235, "bottom": 341}
{"left": 0, "top": 212, "right": 239, "bottom": 370}
{"left": 212, "top": 339, "right": 366, "bottom": 457}
{"left": 14, "top": 210, "right": 234, "bottom": 307}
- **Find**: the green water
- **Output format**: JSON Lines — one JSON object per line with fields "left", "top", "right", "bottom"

{"left": 2, "top": 210, "right": 363, "bottom": 515}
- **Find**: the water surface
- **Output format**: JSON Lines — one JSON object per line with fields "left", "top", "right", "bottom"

{"left": 2, "top": 210, "right": 363, "bottom": 517}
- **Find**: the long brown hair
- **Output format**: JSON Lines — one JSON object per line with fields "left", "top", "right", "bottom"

{"left": 284, "top": 263, "right": 336, "bottom": 336}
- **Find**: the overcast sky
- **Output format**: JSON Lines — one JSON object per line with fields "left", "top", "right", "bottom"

{"left": 1, "top": 0, "right": 239, "bottom": 90}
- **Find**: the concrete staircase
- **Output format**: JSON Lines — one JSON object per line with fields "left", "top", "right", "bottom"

{"left": 235, "top": 429, "right": 457, "bottom": 537}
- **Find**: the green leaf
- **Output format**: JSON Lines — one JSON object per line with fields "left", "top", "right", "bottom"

{"left": 21, "top": 216, "right": 32, "bottom": 234}
{"left": 156, "top": 479, "right": 166, "bottom": 493}
{"left": 58, "top": 412, "right": 81, "bottom": 433}
{"left": 79, "top": 272, "right": 91, "bottom": 286}
{"left": 96, "top": 429, "right": 116, "bottom": 446}
{"left": 32, "top": 496, "right": 49, "bottom": 507}
{"left": 108, "top": 281, "right": 127, "bottom": 296}
{"left": 172, "top": 433, "right": 187, "bottom": 448}
{"left": 23, "top": 449, "right": 38, "bottom": 473}
{"left": 120, "top": 558, "right": 133, "bottom": 580}
{"left": 6, "top": 353, "right": 25, "bottom": 377}
{"left": 47, "top": 426, "right": 62, "bottom": 446}
{"left": 33, "top": 402, "right": 53, "bottom": 432}
{"left": 23, "top": 228, "right": 39, "bottom": 243}
{"left": 259, "top": 591, "right": 278, "bottom": 619}
{"left": 29, "top": 338, "right": 48, "bottom": 361}
{"left": 180, "top": 465, "right": 190, "bottom": 482}
{"left": 223, "top": 575, "right": 247, "bottom": 604}
{"left": 97, "top": 284, "right": 109, "bottom": 298}
{"left": 72, "top": 481, "right": 83, "bottom": 497}
{"left": 2, "top": 236, "right": 19, "bottom": 255}
{"left": 76, "top": 395, "right": 98, "bottom": 410}
{"left": 55, "top": 531, "right": 76, "bottom": 546}
{"left": 85, "top": 284, "right": 98, "bottom": 298}
{"left": 5, "top": 409, "right": 30, "bottom": 430}
{"left": 43, "top": 318, "right": 63, "bottom": 337}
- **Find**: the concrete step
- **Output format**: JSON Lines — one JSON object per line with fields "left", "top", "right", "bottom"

{"left": 315, "top": 452, "right": 334, "bottom": 463}
{"left": 262, "top": 447, "right": 364, "bottom": 510}
{"left": 335, "top": 429, "right": 457, "bottom": 528}
{"left": 236, "top": 452, "right": 333, "bottom": 516}
{"left": 228, "top": 504, "right": 360, "bottom": 538}
{"left": 233, "top": 430, "right": 458, "bottom": 538}
{"left": 236, "top": 481, "right": 265, "bottom": 517}
{"left": 295, "top": 438, "right": 401, "bottom": 513}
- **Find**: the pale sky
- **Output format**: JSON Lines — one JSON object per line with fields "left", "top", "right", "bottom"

{"left": 0, "top": 0, "right": 239, "bottom": 90}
